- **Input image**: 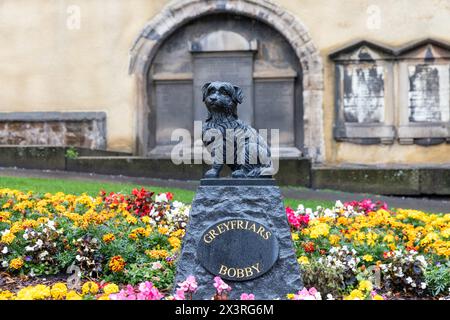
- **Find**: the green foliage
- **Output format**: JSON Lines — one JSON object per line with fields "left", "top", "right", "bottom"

{"left": 425, "top": 262, "right": 450, "bottom": 296}
{"left": 65, "top": 147, "right": 79, "bottom": 159}
{"left": 301, "top": 260, "right": 346, "bottom": 297}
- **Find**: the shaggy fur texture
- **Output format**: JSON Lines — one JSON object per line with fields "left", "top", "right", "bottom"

{"left": 201, "top": 81, "right": 273, "bottom": 178}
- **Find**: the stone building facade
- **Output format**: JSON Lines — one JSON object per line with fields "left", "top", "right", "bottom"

{"left": 1, "top": 0, "right": 450, "bottom": 166}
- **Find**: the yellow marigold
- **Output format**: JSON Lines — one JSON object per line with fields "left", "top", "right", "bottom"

{"left": 97, "top": 294, "right": 110, "bottom": 300}
{"left": 16, "top": 285, "right": 51, "bottom": 300}
{"left": 109, "top": 255, "right": 126, "bottom": 273}
{"left": 103, "top": 283, "right": 119, "bottom": 295}
{"left": 170, "top": 229, "right": 185, "bottom": 238}
{"left": 50, "top": 283, "right": 68, "bottom": 300}
{"left": 146, "top": 249, "right": 169, "bottom": 260}
{"left": 362, "top": 254, "right": 374, "bottom": 262}
{"left": 168, "top": 236, "right": 181, "bottom": 250}
{"left": 358, "top": 280, "right": 373, "bottom": 292}
{"left": 128, "top": 232, "right": 138, "bottom": 241}
{"left": 383, "top": 234, "right": 395, "bottom": 243}
{"left": 9, "top": 257, "right": 24, "bottom": 270}
{"left": 158, "top": 227, "right": 169, "bottom": 235}
{"left": 373, "top": 294, "right": 384, "bottom": 300}
{"left": 82, "top": 281, "right": 99, "bottom": 295}
{"left": 125, "top": 215, "right": 138, "bottom": 225}
{"left": 291, "top": 233, "right": 299, "bottom": 241}
{"left": 329, "top": 234, "right": 341, "bottom": 245}
{"left": 1, "top": 232, "right": 15, "bottom": 244}
{"left": 344, "top": 289, "right": 365, "bottom": 300}
{"left": 309, "top": 222, "right": 330, "bottom": 239}
{"left": 420, "top": 232, "right": 439, "bottom": 246}
{"left": 141, "top": 216, "right": 151, "bottom": 224}
{"left": 103, "top": 233, "right": 115, "bottom": 243}
{"left": 286, "top": 293, "right": 295, "bottom": 300}
{"left": 297, "top": 256, "right": 310, "bottom": 265}
{"left": 0, "top": 290, "right": 14, "bottom": 300}
{"left": 66, "top": 290, "right": 83, "bottom": 300}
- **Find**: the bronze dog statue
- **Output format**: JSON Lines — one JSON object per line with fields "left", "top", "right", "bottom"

{"left": 201, "top": 81, "right": 273, "bottom": 178}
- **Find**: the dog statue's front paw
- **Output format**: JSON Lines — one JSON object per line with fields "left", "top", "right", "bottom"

{"left": 231, "top": 169, "right": 246, "bottom": 178}
{"left": 204, "top": 168, "right": 220, "bottom": 178}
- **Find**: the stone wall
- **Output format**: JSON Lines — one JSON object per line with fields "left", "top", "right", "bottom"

{"left": 0, "top": 112, "right": 106, "bottom": 149}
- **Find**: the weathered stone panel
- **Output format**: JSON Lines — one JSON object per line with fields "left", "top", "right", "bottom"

{"left": 0, "top": 112, "right": 106, "bottom": 149}
{"left": 408, "top": 64, "right": 449, "bottom": 123}
{"left": 343, "top": 65, "right": 384, "bottom": 123}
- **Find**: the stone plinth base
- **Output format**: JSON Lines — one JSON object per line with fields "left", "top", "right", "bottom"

{"left": 173, "top": 178, "right": 302, "bottom": 300}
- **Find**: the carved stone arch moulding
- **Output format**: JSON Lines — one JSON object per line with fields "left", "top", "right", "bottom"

{"left": 129, "top": 0, "right": 325, "bottom": 162}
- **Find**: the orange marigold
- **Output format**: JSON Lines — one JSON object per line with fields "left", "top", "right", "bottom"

{"left": 102, "top": 233, "right": 115, "bottom": 243}
{"left": 109, "top": 255, "right": 126, "bottom": 272}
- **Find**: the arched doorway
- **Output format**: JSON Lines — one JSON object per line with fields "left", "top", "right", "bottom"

{"left": 129, "top": 0, "right": 324, "bottom": 162}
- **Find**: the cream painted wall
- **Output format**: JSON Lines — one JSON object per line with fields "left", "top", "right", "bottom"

{"left": 1, "top": 0, "right": 450, "bottom": 163}
{"left": 0, "top": 0, "right": 167, "bottom": 152}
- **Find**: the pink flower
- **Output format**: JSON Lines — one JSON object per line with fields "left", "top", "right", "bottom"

{"left": 213, "top": 276, "right": 232, "bottom": 294}
{"left": 138, "top": 281, "right": 164, "bottom": 300}
{"left": 240, "top": 293, "right": 255, "bottom": 300}
{"left": 177, "top": 275, "right": 198, "bottom": 293}
{"left": 174, "top": 288, "right": 186, "bottom": 300}
{"left": 292, "top": 287, "right": 322, "bottom": 300}
{"left": 286, "top": 207, "right": 309, "bottom": 229}
{"left": 110, "top": 282, "right": 164, "bottom": 300}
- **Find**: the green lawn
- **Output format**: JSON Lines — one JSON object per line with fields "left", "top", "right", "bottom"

{"left": 0, "top": 176, "right": 333, "bottom": 209}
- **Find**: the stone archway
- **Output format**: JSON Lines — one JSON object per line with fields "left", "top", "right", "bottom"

{"left": 129, "top": 0, "right": 325, "bottom": 162}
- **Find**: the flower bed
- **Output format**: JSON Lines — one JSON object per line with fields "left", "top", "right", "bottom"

{"left": 0, "top": 188, "right": 449, "bottom": 300}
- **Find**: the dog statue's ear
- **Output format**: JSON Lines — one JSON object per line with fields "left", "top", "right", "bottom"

{"left": 233, "top": 86, "right": 243, "bottom": 104}
{"left": 201, "top": 82, "right": 211, "bottom": 102}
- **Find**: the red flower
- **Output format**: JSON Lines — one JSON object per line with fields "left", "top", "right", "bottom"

{"left": 303, "top": 242, "right": 315, "bottom": 253}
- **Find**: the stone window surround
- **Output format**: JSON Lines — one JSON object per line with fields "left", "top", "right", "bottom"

{"left": 129, "top": 0, "right": 325, "bottom": 163}
{"left": 330, "top": 39, "right": 450, "bottom": 146}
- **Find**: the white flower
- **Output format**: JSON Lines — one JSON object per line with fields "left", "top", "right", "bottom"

{"left": 1, "top": 229, "right": 10, "bottom": 236}
{"left": 420, "top": 282, "right": 427, "bottom": 289}
{"left": 25, "top": 245, "right": 35, "bottom": 252}
{"left": 75, "top": 255, "right": 81, "bottom": 261}
{"left": 172, "top": 201, "right": 183, "bottom": 208}
{"left": 155, "top": 193, "right": 168, "bottom": 203}
{"left": 2, "top": 261, "right": 8, "bottom": 268}
{"left": 151, "top": 262, "right": 163, "bottom": 270}
{"left": 416, "top": 255, "right": 427, "bottom": 267}
{"left": 406, "top": 277, "right": 413, "bottom": 284}
{"left": 335, "top": 200, "right": 343, "bottom": 208}
{"left": 23, "top": 233, "right": 29, "bottom": 240}
{"left": 411, "top": 282, "right": 417, "bottom": 288}
{"left": 47, "top": 220, "right": 56, "bottom": 230}
{"left": 39, "top": 251, "right": 49, "bottom": 259}
{"left": 36, "top": 239, "right": 43, "bottom": 248}
{"left": 1, "top": 246, "right": 8, "bottom": 254}
{"left": 326, "top": 294, "right": 335, "bottom": 300}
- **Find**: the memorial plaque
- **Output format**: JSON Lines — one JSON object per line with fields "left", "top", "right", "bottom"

{"left": 254, "top": 79, "right": 295, "bottom": 145}
{"left": 343, "top": 65, "right": 385, "bottom": 123}
{"left": 197, "top": 218, "right": 279, "bottom": 281}
{"left": 408, "top": 64, "right": 450, "bottom": 122}
{"left": 155, "top": 81, "right": 193, "bottom": 145}
{"left": 193, "top": 53, "right": 254, "bottom": 124}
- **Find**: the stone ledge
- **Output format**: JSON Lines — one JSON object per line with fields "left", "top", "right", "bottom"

{"left": 0, "top": 112, "right": 106, "bottom": 122}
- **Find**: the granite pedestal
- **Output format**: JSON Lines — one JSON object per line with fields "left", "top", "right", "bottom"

{"left": 173, "top": 178, "right": 302, "bottom": 300}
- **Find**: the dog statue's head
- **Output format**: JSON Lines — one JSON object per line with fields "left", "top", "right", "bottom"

{"left": 202, "top": 81, "right": 243, "bottom": 120}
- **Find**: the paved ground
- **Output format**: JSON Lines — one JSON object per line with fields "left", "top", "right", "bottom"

{"left": 0, "top": 167, "right": 449, "bottom": 213}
